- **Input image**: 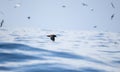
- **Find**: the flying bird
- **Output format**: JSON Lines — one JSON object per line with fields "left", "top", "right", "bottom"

{"left": 14, "top": 3, "right": 21, "bottom": 8}
{"left": 90, "top": 8, "right": 94, "bottom": 11}
{"left": 27, "top": 16, "right": 30, "bottom": 19}
{"left": 62, "top": 5, "right": 66, "bottom": 8}
{"left": 111, "top": 14, "right": 115, "bottom": 20}
{"left": 111, "top": 2, "right": 115, "bottom": 8}
{"left": 0, "top": 19, "right": 4, "bottom": 27}
{"left": 81, "top": 3, "right": 88, "bottom": 6}
{"left": 93, "top": 26, "right": 97, "bottom": 28}
{"left": 47, "top": 34, "right": 56, "bottom": 41}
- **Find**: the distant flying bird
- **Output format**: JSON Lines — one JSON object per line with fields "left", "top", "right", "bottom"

{"left": 62, "top": 5, "right": 66, "bottom": 8}
{"left": 47, "top": 34, "right": 56, "bottom": 41}
{"left": 27, "top": 16, "right": 30, "bottom": 19}
{"left": 14, "top": 3, "right": 21, "bottom": 8}
{"left": 90, "top": 8, "right": 94, "bottom": 11}
{"left": 111, "top": 2, "right": 115, "bottom": 8}
{"left": 81, "top": 3, "right": 88, "bottom": 6}
{"left": 0, "top": 19, "right": 4, "bottom": 27}
{"left": 111, "top": 14, "right": 115, "bottom": 20}
{"left": 93, "top": 26, "right": 97, "bottom": 28}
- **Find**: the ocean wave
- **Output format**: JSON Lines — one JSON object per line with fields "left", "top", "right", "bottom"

{"left": 0, "top": 29, "right": 120, "bottom": 72}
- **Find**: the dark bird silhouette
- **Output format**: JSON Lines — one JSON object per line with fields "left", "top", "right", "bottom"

{"left": 81, "top": 3, "right": 88, "bottom": 6}
{"left": 28, "top": 16, "right": 30, "bottom": 19}
{"left": 93, "top": 25, "right": 97, "bottom": 28}
{"left": 0, "top": 19, "right": 4, "bottom": 27}
{"left": 90, "top": 8, "right": 94, "bottom": 11}
{"left": 111, "top": 14, "right": 115, "bottom": 20}
{"left": 111, "top": 2, "right": 115, "bottom": 8}
{"left": 47, "top": 34, "right": 56, "bottom": 41}
{"left": 62, "top": 5, "right": 66, "bottom": 8}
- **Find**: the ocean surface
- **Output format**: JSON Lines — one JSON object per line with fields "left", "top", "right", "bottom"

{"left": 0, "top": 28, "right": 120, "bottom": 72}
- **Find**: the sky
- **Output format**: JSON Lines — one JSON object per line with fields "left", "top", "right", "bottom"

{"left": 0, "top": 0, "right": 120, "bottom": 32}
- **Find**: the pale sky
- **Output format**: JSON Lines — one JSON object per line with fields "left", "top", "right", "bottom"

{"left": 0, "top": 0, "right": 120, "bottom": 32}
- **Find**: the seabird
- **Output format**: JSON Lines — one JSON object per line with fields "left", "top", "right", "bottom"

{"left": 62, "top": 5, "right": 66, "bottom": 8}
{"left": 90, "top": 8, "right": 94, "bottom": 11}
{"left": 111, "top": 14, "right": 115, "bottom": 20}
{"left": 111, "top": 2, "right": 115, "bottom": 8}
{"left": 47, "top": 34, "right": 56, "bottom": 41}
{"left": 28, "top": 16, "right": 30, "bottom": 19}
{"left": 14, "top": 3, "right": 21, "bottom": 8}
{"left": 93, "top": 25, "right": 97, "bottom": 28}
{"left": 0, "top": 19, "right": 4, "bottom": 27}
{"left": 82, "top": 3, "right": 88, "bottom": 6}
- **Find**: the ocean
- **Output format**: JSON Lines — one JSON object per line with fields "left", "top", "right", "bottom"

{"left": 0, "top": 28, "right": 120, "bottom": 72}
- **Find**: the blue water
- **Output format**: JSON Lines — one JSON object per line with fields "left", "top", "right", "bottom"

{"left": 0, "top": 43, "right": 107, "bottom": 72}
{"left": 0, "top": 29, "right": 120, "bottom": 72}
